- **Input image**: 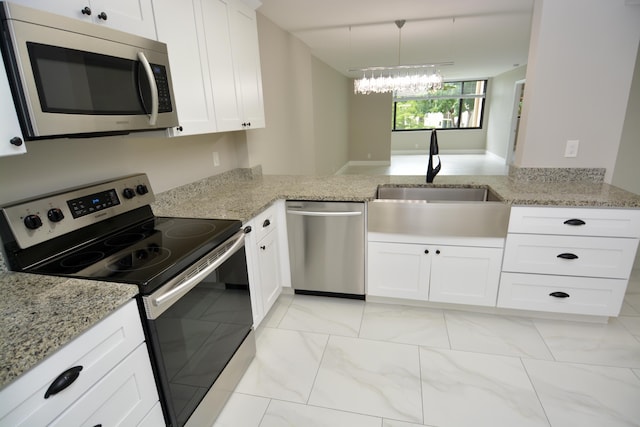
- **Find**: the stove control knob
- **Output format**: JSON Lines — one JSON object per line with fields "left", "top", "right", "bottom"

{"left": 47, "top": 208, "right": 65, "bottom": 223}
{"left": 136, "top": 184, "right": 149, "bottom": 195}
{"left": 122, "top": 188, "right": 136, "bottom": 199}
{"left": 24, "top": 214, "right": 43, "bottom": 230}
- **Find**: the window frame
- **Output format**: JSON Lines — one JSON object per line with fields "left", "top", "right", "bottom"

{"left": 392, "top": 79, "right": 488, "bottom": 132}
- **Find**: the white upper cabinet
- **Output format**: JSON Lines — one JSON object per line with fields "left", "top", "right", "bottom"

{"left": 153, "top": 0, "right": 217, "bottom": 136}
{"left": 227, "top": 0, "right": 265, "bottom": 129}
{"left": 153, "top": 0, "right": 265, "bottom": 136}
{"left": 10, "top": 0, "right": 157, "bottom": 39}
{"left": 1, "top": 48, "right": 26, "bottom": 157}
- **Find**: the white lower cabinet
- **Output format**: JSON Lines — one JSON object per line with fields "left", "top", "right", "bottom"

{"left": 367, "top": 240, "right": 503, "bottom": 307}
{"left": 367, "top": 242, "right": 430, "bottom": 300}
{"left": 429, "top": 245, "right": 503, "bottom": 306}
{"left": 245, "top": 201, "right": 289, "bottom": 327}
{"left": 498, "top": 206, "right": 640, "bottom": 317}
{"left": 48, "top": 344, "right": 159, "bottom": 426}
{"left": 0, "top": 300, "right": 160, "bottom": 427}
{"left": 498, "top": 272, "right": 627, "bottom": 316}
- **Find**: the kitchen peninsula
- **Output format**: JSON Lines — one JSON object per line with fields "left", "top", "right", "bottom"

{"left": 2, "top": 166, "right": 640, "bottom": 388}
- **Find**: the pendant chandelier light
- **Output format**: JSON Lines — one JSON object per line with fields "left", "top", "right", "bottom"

{"left": 351, "top": 20, "right": 451, "bottom": 95}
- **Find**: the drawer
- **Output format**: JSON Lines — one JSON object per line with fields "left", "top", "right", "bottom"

{"left": 503, "top": 234, "right": 638, "bottom": 279}
{"left": 498, "top": 272, "right": 627, "bottom": 316}
{"left": 253, "top": 203, "right": 278, "bottom": 242}
{"left": 0, "top": 300, "right": 144, "bottom": 427}
{"left": 49, "top": 344, "right": 159, "bottom": 426}
{"left": 508, "top": 206, "right": 640, "bottom": 237}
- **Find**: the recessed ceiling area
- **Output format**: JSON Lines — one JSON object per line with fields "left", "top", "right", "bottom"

{"left": 257, "top": 0, "right": 534, "bottom": 80}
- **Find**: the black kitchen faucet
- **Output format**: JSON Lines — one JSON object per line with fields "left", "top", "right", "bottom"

{"left": 426, "top": 129, "right": 441, "bottom": 183}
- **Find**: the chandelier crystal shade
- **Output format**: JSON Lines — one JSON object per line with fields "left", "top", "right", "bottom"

{"left": 350, "top": 19, "right": 451, "bottom": 96}
{"left": 353, "top": 65, "right": 445, "bottom": 95}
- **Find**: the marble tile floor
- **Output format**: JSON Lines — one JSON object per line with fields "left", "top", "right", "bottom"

{"left": 213, "top": 269, "right": 640, "bottom": 427}
{"left": 338, "top": 153, "right": 510, "bottom": 176}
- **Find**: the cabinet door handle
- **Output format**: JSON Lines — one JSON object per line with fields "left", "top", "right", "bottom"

{"left": 10, "top": 136, "right": 23, "bottom": 146}
{"left": 260, "top": 245, "right": 266, "bottom": 250}
{"left": 557, "top": 253, "right": 579, "bottom": 260}
{"left": 424, "top": 249, "right": 429, "bottom": 254}
{"left": 435, "top": 249, "right": 441, "bottom": 255}
{"left": 263, "top": 219, "right": 271, "bottom": 228}
{"left": 97, "top": 11, "right": 108, "bottom": 20}
{"left": 81, "top": 6, "right": 91, "bottom": 15}
{"left": 45, "top": 366, "right": 83, "bottom": 398}
{"left": 564, "top": 218, "right": 586, "bottom": 226}
{"left": 244, "top": 226, "right": 252, "bottom": 234}
{"left": 549, "top": 291, "right": 570, "bottom": 298}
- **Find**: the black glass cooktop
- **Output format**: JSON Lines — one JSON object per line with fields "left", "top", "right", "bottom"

{"left": 29, "top": 216, "right": 241, "bottom": 294}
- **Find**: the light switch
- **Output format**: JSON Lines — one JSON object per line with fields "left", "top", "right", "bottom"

{"left": 564, "top": 140, "right": 579, "bottom": 157}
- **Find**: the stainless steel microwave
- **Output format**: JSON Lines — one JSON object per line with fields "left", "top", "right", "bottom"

{"left": 0, "top": 2, "right": 179, "bottom": 140}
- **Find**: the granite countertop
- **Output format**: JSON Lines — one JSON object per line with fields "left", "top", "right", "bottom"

{"left": 0, "top": 271, "right": 138, "bottom": 389}
{"left": 3, "top": 167, "right": 639, "bottom": 390}
{"left": 151, "top": 169, "right": 640, "bottom": 221}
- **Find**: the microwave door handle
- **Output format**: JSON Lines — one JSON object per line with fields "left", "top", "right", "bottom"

{"left": 137, "top": 52, "right": 158, "bottom": 126}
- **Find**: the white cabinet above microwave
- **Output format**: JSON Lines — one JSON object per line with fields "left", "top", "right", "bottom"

{"left": 7, "top": 0, "right": 157, "bottom": 39}
{"left": 154, "top": 0, "right": 265, "bottom": 137}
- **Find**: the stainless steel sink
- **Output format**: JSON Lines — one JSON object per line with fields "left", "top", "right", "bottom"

{"left": 369, "top": 185, "right": 509, "bottom": 239}
{"left": 376, "top": 186, "right": 501, "bottom": 202}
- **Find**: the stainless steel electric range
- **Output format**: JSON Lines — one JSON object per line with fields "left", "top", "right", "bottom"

{"left": 0, "top": 174, "right": 256, "bottom": 427}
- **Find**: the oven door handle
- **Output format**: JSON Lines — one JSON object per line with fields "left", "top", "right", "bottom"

{"left": 148, "top": 230, "right": 245, "bottom": 315}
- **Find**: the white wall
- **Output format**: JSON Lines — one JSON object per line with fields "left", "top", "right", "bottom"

{"left": 349, "top": 91, "right": 392, "bottom": 161}
{"left": 612, "top": 44, "right": 640, "bottom": 195}
{"left": 244, "top": 13, "right": 350, "bottom": 175}
{"left": 0, "top": 132, "right": 242, "bottom": 205}
{"left": 485, "top": 66, "right": 527, "bottom": 159}
{"left": 244, "top": 13, "right": 315, "bottom": 175}
{"left": 391, "top": 129, "right": 486, "bottom": 154}
{"left": 515, "top": 0, "right": 640, "bottom": 182}
{"left": 311, "top": 57, "right": 350, "bottom": 175}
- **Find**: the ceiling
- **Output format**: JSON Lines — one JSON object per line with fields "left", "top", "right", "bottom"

{"left": 257, "top": 0, "right": 534, "bottom": 81}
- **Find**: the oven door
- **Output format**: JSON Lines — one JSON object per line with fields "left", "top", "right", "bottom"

{"left": 142, "top": 230, "right": 255, "bottom": 427}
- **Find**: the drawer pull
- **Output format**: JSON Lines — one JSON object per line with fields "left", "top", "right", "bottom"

{"left": 564, "top": 218, "right": 586, "bottom": 226}
{"left": 557, "top": 253, "right": 579, "bottom": 260}
{"left": 45, "top": 366, "right": 83, "bottom": 398}
{"left": 549, "top": 291, "right": 570, "bottom": 298}
{"left": 263, "top": 219, "right": 271, "bottom": 228}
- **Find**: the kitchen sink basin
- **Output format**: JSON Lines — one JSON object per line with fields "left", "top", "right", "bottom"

{"left": 369, "top": 185, "right": 509, "bottom": 239}
{"left": 376, "top": 185, "right": 501, "bottom": 202}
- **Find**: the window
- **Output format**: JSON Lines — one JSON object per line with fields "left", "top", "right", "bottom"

{"left": 392, "top": 80, "right": 487, "bottom": 131}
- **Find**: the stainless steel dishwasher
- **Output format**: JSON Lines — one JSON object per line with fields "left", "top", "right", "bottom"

{"left": 286, "top": 201, "right": 365, "bottom": 298}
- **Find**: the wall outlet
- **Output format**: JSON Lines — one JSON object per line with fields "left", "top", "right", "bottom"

{"left": 564, "top": 140, "right": 579, "bottom": 157}
{"left": 212, "top": 151, "right": 220, "bottom": 166}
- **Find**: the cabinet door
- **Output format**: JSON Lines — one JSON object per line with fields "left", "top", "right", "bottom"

{"left": 88, "top": 0, "right": 157, "bottom": 39}
{"left": 207, "top": 0, "right": 244, "bottom": 131}
{"left": 48, "top": 344, "right": 158, "bottom": 427}
{"left": 244, "top": 219, "right": 265, "bottom": 326}
{"left": 367, "top": 242, "right": 430, "bottom": 300}
{"left": 10, "top": 0, "right": 156, "bottom": 39}
{"left": 154, "top": 0, "right": 217, "bottom": 136}
{"left": 429, "top": 246, "right": 503, "bottom": 306}
{"left": 7, "top": 0, "right": 88, "bottom": 23}
{"left": 229, "top": 0, "right": 265, "bottom": 129}
{"left": 1, "top": 48, "right": 26, "bottom": 157}
{"left": 257, "top": 230, "right": 282, "bottom": 316}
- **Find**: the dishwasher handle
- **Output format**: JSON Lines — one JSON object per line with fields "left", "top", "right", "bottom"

{"left": 286, "top": 210, "right": 362, "bottom": 217}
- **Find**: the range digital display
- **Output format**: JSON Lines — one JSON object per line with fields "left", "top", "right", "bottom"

{"left": 67, "top": 189, "right": 120, "bottom": 219}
